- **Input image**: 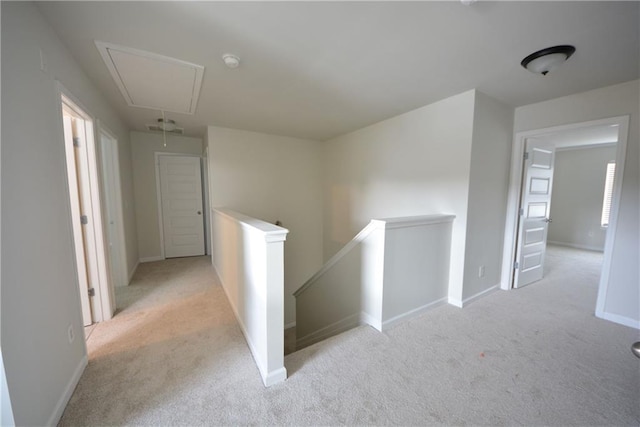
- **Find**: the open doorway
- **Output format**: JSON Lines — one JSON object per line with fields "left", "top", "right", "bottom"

{"left": 502, "top": 116, "right": 629, "bottom": 320}
{"left": 59, "top": 86, "right": 115, "bottom": 331}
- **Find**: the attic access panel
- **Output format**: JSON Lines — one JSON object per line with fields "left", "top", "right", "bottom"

{"left": 96, "top": 41, "right": 204, "bottom": 115}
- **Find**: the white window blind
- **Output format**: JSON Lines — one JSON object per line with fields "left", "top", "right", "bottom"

{"left": 601, "top": 162, "right": 616, "bottom": 227}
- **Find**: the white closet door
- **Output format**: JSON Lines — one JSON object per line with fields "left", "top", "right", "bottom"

{"left": 159, "top": 156, "right": 205, "bottom": 258}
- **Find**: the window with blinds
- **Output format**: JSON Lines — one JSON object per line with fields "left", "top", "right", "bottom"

{"left": 601, "top": 162, "right": 616, "bottom": 227}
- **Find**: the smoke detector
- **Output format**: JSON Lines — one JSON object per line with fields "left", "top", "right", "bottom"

{"left": 222, "top": 54, "right": 240, "bottom": 69}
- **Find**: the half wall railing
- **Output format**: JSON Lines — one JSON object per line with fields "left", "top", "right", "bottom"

{"left": 294, "top": 214, "right": 455, "bottom": 349}
{"left": 211, "top": 208, "right": 288, "bottom": 387}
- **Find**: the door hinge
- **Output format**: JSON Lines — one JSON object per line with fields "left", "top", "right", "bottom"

{"left": 73, "top": 137, "right": 80, "bottom": 147}
{"left": 523, "top": 152, "right": 529, "bottom": 160}
{"left": 513, "top": 261, "right": 519, "bottom": 270}
{"left": 519, "top": 208, "right": 524, "bottom": 216}
{"left": 80, "top": 215, "right": 88, "bottom": 225}
{"left": 88, "top": 287, "right": 95, "bottom": 297}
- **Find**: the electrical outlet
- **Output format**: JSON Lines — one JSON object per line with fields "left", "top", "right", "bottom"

{"left": 478, "top": 265, "right": 485, "bottom": 278}
{"left": 67, "top": 324, "right": 75, "bottom": 344}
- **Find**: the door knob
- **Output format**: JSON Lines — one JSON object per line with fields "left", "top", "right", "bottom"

{"left": 544, "top": 218, "right": 552, "bottom": 223}
{"left": 197, "top": 211, "right": 202, "bottom": 215}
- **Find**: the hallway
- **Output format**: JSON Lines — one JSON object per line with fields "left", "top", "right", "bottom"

{"left": 60, "top": 249, "right": 639, "bottom": 425}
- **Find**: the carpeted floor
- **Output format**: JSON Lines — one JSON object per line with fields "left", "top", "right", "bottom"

{"left": 60, "top": 246, "right": 640, "bottom": 425}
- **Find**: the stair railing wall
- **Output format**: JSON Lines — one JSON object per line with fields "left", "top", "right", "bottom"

{"left": 211, "top": 208, "right": 288, "bottom": 387}
{"left": 294, "top": 214, "right": 455, "bottom": 349}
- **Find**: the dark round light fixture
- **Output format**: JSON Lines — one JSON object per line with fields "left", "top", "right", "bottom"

{"left": 521, "top": 45, "right": 576, "bottom": 76}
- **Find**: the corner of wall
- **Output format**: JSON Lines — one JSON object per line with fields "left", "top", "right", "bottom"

{"left": 462, "top": 90, "right": 514, "bottom": 302}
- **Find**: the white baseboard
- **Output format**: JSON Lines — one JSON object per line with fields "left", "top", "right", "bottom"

{"left": 296, "top": 313, "right": 360, "bottom": 350}
{"left": 381, "top": 297, "right": 448, "bottom": 330}
{"left": 462, "top": 285, "right": 499, "bottom": 307}
{"left": 127, "top": 260, "right": 139, "bottom": 284}
{"left": 264, "top": 367, "right": 287, "bottom": 387}
{"left": 284, "top": 322, "right": 296, "bottom": 330}
{"left": 596, "top": 310, "right": 640, "bottom": 330}
{"left": 449, "top": 285, "right": 499, "bottom": 308}
{"left": 547, "top": 240, "right": 604, "bottom": 253}
{"left": 448, "top": 297, "right": 463, "bottom": 308}
{"left": 47, "top": 354, "right": 88, "bottom": 426}
{"left": 360, "top": 312, "right": 382, "bottom": 331}
{"left": 139, "top": 256, "right": 164, "bottom": 263}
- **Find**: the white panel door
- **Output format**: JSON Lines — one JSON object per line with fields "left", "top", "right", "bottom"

{"left": 159, "top": 156, "right": 205, "bottom": 258}
{"left": 514, "top": 140, "right": 556, "bottom": 288}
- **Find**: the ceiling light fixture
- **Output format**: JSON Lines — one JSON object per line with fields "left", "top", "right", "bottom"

{"left": 157, "top": 117, "right": 177, "bottom": 132}
{"left": 521, "top": 45, "right": 576, "bottom": 76}
{"left": 222, "top": 54, "right": 240, "bottom": 69}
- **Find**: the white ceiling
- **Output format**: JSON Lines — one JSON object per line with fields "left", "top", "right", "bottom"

{"left": 36, "top": 1, "right": 639, "bottom": 141}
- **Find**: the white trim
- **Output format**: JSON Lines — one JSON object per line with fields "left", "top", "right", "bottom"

{"left": 264, "top": 367, "right": 288, "bottom": 387}
{"left": 501, "top": 116, "right": 629, "bottom": 301}
{"left": 379, "top": 214, "right": 456, "bottom": 229}
{"left": 547, "top": 240, "right": 604, "bottom": 253}
{"left": 296, "top": 313, "right": 361, "bottom": 350}
{"left": 57, "top": 82, "right": 114, "bottom": 322}
{"left": 448, "top": 297, "right": 463, "bottom": 308}
{"left": 140, "top": 256, "right": 164, "bottom": 263}
{"left": 462, "top": 285, "right": 499, "bottom": 307}
{"left": 555, "top": 142, "right": 616, "bottom": 152}
{"left": 595, "top": 116, "right": 629, "bottom": 318}
{"left": 284, "top": 322, "right": 296, "bottom": 330}
{"left": 214, "top": 208, "right": 289, "bottom": 241}
{"left": 95, "top": 41, "right": 204, "bottom": 115}
{"left": 47, "top": 355, "right": 87, "bottom": 427}
{"left": 595, "top": 310, "right": 640, "bottom": 330}
{"left": 96, "top": 121, "right": 129, "bottom": 289}
{"left": 360, "top": 312, "right": 382, "bottom": 331}
{"left": 154, "top": 152, "right": 207, "bottom": 261}
{"left": 449, "top": 285, "right": 500, "bottom": 308}
{"left": 128, "top": 260, "right": 139, "bottom": 284}
{"left": 154, "top": 154, "right": 166, "bottom": 261}
{"left": 201, "top": 158, "right": 211, "bottom": 256}
{"left": 381, "top": 297, "right": 448, "bottom": 330}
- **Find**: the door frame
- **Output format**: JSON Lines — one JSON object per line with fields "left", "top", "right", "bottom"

{"left": 97, "top": 121, "right": 128, "bottom": 289}
{"left": 154, "top": 152, "right": 206, "bottom": 260}
{"left": 501, "top": 115, "right": 629, "bottom": 307}
{"left": 57, "top": 82, "right": 115, "bottom": 322}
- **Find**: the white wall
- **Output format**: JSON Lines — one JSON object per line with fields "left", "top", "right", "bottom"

{"left": 295, "top": 215, "right": 454, "bottom": 348}
{"left": 211, "top": 209, "right": 287, "bottom": 386}
{"left": 322, "top": 90, "right": 476, "bottom": 303}
{"left": 549, "top": 146, "right": 617, "bottom": 251}
{"left": 207, "top": 126, "right": 323, "bottom": 326}
{"left": 514, "top": 80, "right": 639, "bottom": 327}
{"left": 1, "top": 3, "right": 136, "bottom": 425}
{"left": 462, "top": 92, "right": 513, "bottom": 302}
{"left": 130, "top": 131, "right": 203, "bottom": 261}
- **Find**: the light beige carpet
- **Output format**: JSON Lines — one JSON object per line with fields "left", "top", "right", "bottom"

{"left": 59, "top": 247, "right": 640, "bottom": 425}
